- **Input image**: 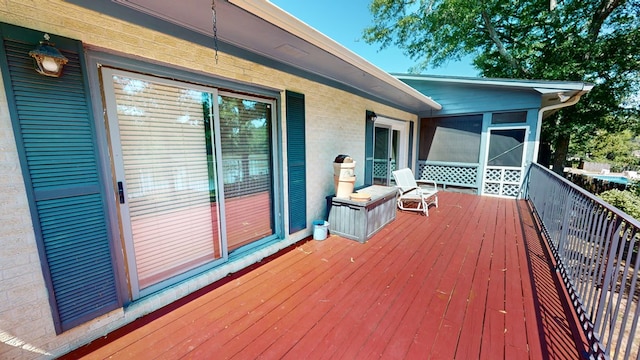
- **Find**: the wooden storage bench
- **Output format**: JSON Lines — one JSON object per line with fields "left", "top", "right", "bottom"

{"left": 327, "top": 185, "right": 397, "bottom": 243}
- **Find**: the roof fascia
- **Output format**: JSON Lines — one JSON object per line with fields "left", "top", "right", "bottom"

{"left": 396, "top": 74, "right": 593, "bottom": 93}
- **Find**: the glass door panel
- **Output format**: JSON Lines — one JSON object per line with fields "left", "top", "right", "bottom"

{"left": 392, "top": 129, "right": 400, "bottom": 174}
{"left": 374, "top": 126, "right": 390, "bottom": 185}
{"left": 102, "top": 69, "right": 222, "bottom": 297}
{"left": 218, "top": 94, "right": 274, "bottom": 251}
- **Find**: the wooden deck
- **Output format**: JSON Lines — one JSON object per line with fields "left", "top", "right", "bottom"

{"left": 63, "top": 192, "right": 587, "bottom": 359}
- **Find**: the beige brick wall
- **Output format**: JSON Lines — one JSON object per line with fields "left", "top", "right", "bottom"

{"left": 0, "top": 1, "right": 417, "bottom": 358}
{"left": 0, "top": 63, "right": 58, "bottom": 359}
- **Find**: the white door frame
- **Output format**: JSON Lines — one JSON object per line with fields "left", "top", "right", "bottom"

{"left": 375, "top": 116, "right": 409, "bottom": 175}
{"left": 482, "top": 126, "right": 529, "bottom": 197}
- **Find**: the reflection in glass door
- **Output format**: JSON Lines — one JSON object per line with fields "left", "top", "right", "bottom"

{"left": 217, "top": 93, "right": 274, "bottom": 250}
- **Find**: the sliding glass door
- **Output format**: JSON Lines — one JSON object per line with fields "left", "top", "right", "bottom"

{"left": 101, "top": 68, "right": 275, "bottom": 298}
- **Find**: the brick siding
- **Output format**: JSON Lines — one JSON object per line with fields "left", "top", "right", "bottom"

{"left": 0, "top": 1, "right": 416, "bottom": 358}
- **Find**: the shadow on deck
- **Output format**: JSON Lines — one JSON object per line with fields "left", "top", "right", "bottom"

{"left": 62, "top": 192, "right": 588, "bottom": 359}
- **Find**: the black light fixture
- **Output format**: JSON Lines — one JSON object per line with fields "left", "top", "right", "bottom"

{"left": 369, "top": 111, "right": 378, "bottom": 122}
{"left": 29, "top": 34, "right": 68, "bottom": 78}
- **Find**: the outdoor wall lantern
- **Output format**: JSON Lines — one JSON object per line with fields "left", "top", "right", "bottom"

{"left": 29, "top": 34, "right": 68, "bottom": 78}
{"left": 369, "top": 111, "right": 378, "bottom": 122}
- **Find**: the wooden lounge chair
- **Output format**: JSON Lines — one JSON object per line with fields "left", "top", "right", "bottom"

{"left": 392, "top": 168, "right": 438, "bottom": 216}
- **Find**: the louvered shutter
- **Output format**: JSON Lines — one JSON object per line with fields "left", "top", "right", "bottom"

{"left": 286, "top": 91, "right": 306, "bottom": 233}
{"left": 0, "top": 24, "right": 119, "bottom": 333}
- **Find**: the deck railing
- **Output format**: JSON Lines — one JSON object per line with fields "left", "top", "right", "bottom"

{"left": 417, "top": 160, "right": 479, "bottom": 190}
{"left": 523, "top": 163, "right": 640, "bottom": 360}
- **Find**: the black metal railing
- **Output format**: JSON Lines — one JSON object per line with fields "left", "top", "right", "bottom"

{"left": 523, "top": 163, "right": 640, "bottom": 360}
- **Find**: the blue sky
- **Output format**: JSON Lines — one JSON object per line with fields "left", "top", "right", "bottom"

{"left": 270, "top": 0, "right": 478, "bottom": 76}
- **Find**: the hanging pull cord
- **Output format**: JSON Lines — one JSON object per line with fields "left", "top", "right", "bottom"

{"left": 212, "top": 0, "right": 219, "bottom": 64}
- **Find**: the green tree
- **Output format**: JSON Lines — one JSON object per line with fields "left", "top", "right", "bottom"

{"left": 364, "top": 0, "right": 640, "bottom": 173}
{"left": 582, "top": 129, "right": 640, "bottom": 171}
{"left": 599, "top": 189, "right": 640, "bottom": 220}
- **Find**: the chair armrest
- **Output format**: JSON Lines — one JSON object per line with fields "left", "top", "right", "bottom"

{"left": 416, "top": 180, "right": 438, "bottom": 192}
{"left": 398, "top": 186, "right": 419, "bottom": 196}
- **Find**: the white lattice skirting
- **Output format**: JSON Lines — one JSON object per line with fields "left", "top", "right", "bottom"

{"left": 418, "top": 163, "right": 478, "bottom": 188}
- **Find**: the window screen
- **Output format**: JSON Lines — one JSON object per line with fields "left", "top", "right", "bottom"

{"left": 487, "top": 129, "right": 526, "bottom": 167}
{"left": 491, "top": 111, "right": 527, "bottom": 124}
{"left": 420, "top": 115, "right": 482, "bottom": 163}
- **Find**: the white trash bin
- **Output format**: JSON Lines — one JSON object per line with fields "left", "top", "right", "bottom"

{"left": 312, "top": 220, "right": 329, "bottom": 240}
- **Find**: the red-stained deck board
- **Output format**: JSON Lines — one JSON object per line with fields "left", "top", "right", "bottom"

{"left": 171, "top": 239, "right": 360, "bottom": 359}
{"left": 283, "top": 207, "right": 451, "bottom": 360}
{"left": 268, "top": 216, "right": 416, "bottom": 359}
{"left": 309, "top": 224, "right": 434, "bottom": 359}
{"left": 65, "top": 192, "right": 588, "bottom": 360}
{"left": 455, "top": 196, "right": 499, "bottom": 359}
{"left": 429, "top": 194, "right": 490, "bottom": 360}
{"left": 398, "top": 198, "right": 484, "bottom": 360}
{"left": 330, "top": 199, "right": 464, "bottom": 360}
{"left": 230, "top": 236, "right": 383, "bottom": 360}
{"left": 355, "top": 201, "right": 464, "bottom": 359}
{"left": 450, "top": 197, "right": 497, "bottom": 357}
{"left": 477, "top": 197, "right": 506, "bottom": 360}
{"left": 223, "top": 215, "right": 419, "bottom": 359}
{"left": 503, "top": 200, "right": 531, "bottom": 357}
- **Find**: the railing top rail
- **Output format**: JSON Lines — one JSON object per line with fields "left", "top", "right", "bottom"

{"left": 529, "top": 162, "right": 640, "bottom": 228}
{"left": 418, "top": 160, "right": 480, "bottom": 167}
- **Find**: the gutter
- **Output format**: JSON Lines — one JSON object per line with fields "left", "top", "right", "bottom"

{"left": 532, "top": 85, "right": 594, "bottom": 162}
{"left": 396, "top": 74, "right": 589, "bottom": 92}
{"left": 228, "top": 0, "right": 442, "bottom": 110}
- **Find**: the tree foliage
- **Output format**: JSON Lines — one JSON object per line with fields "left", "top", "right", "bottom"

{"left": 364, "top": 0, "right": 640, "bottom": 172}
{"left": 572, "top": 129, "right": 640, "bottom": 171}
{"left": 217, "top": 96, "right": 269, "bottom": 154}
{"left": 599, "top": 188, "right": 640, "bottom": 220}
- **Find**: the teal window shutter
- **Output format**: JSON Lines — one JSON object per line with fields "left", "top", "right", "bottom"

{"left": 286, "top": 91, "right": 307, "bottom": 234}
{"left": 364, "top": 111, "right": 375, "bottom": 185}
{"left": 0, "top": 23, "right": 120, "bottom": 333}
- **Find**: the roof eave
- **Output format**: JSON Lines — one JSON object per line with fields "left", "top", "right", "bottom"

{"left": 396, "top": 73, "right": 594, "bottom": 94}
{"left": 229, "top": 0, "right": 442, "bottom": 111}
